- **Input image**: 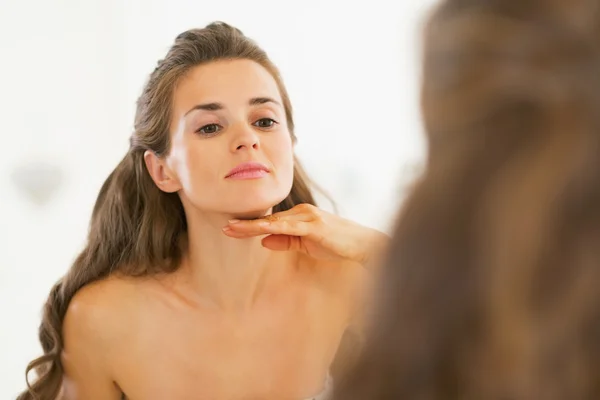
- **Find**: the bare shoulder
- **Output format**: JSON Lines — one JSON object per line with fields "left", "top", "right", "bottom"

{"left": 63, "top": 275, "right": 142, "bottom": 356}
{"left": 65, "top": 275, "right": 138, "bottom": 332}
{"left": 61, "top": 275, "right": 140, "bottom": 399}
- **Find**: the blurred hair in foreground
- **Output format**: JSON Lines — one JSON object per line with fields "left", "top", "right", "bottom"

{"left": 335, "top": 0, "right": 600, "bottom": 399}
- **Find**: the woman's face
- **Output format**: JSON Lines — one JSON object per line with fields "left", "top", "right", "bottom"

{"left": 148, "top": 59, "right": 294, "bottom": 218}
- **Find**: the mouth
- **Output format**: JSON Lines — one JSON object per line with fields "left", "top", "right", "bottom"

{"left": 225, "top": 162, "right": 270, "bottom": 180}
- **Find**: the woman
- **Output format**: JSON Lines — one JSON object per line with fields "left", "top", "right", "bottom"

{"left": 335, "top": 0, "right": 600, "bottom": 399}
{"left": 19, "top": 22, "right": 387, "bottom": 400}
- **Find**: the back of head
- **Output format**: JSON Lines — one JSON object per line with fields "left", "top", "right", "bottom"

{"left": 19, "top": 21, "right": 317, "bottom": 400}
{"left": 335, "top": 1, "right": 600, "bottom": 399}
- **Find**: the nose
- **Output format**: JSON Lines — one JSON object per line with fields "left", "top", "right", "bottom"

{"left": 231, "top": 124, "right": 260, "bottom": 152}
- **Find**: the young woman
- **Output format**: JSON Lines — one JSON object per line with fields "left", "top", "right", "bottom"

{"left": 19, "top": 22, "right": 388, "bottom": 400}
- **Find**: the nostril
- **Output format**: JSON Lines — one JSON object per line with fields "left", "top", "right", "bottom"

{"left": 234, "top": 141, "right": 259, "bottom": 151}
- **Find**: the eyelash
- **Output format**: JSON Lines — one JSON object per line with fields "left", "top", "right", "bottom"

{"left": 196, "top": 118, "right": 279, "bottom": 136}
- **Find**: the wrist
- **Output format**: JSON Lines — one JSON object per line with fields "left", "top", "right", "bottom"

{"left": 358, "top": 229, "right": 390, "bottom": 269}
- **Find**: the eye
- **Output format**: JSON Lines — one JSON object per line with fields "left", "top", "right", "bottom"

{"left": 253, "top": 118, "right": 278, "bottom": 129}
{"left": 196, "top": 123, "right": 222, "bottom": 136}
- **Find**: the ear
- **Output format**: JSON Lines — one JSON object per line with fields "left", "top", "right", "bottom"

{"left": 143, "top": 150, "right": 181, "bottom": 193}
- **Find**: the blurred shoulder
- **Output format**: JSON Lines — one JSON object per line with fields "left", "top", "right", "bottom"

{"left": 299, "top": 255, "right": 372, "bottom": 321}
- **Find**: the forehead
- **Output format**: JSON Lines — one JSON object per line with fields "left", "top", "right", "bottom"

{"left": 172, "top": 59, "right": 282, "bottom": 111}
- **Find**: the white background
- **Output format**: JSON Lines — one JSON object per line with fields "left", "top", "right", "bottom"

{"left": 0, "top": 0, "right": 438, "bottom": 397}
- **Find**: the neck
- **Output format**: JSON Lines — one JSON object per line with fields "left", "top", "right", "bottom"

{"left": 177, "top": 208, "right": 293, "bottom": 311}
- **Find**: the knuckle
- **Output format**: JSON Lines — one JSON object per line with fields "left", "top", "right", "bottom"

{"left": 313, "top": 216, "right": 325, "bottom": 230}
{"left": 295, "top": 203, "right": 311, "bottom": 211}
{"left": 297, "top": 203, "right": 318, "bottom": 215}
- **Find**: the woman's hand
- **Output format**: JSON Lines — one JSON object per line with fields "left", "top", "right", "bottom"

{"left": 222, "top": 203, "right": 389, "bottom": 267}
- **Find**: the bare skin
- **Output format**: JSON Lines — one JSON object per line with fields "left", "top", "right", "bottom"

{"left": 60, "top": 59, "right": 387, "bottom": 399}
{"left": 62, "top": 250, "right": 371, "bottom": 399}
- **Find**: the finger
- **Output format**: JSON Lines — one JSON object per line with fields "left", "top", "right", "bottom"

{"left": 230, "top": 212, "right": 313, "bottom": 227}
{"left": 226, "top": 215, "right": 314, "bottom": 237}
{"left": 222, "top": 222, "right": 301, "bottom": 238}
{"left": 261, "top": 235, "right": 303, "bottom": 252}
{"left": 222, "top": 226, "right": 256, "bottom": 238}
{"left": 269, "top": 203, "right": 316, "bottom": 217}
{"left": 227, "top": 204, "right": 317, "bottom": 227}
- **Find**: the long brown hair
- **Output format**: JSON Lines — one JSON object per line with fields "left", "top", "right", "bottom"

{"left": 19, "top": 21, "right": 317, "bottom": 400}
{"left": 335, "top": 1, "right": 600, "bottom": 399}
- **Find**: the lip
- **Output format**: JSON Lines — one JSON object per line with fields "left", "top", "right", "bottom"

{"left": 225, "top": 162, "right": 270, "bottom": 180}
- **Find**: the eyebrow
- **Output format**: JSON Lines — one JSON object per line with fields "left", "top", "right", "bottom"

{"left": 184, "top": 97, "right": 281, "bottom": 117}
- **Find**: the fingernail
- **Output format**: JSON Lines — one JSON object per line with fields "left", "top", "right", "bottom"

{"left": 223, "top": 226, "right": 232, "bottom": 232}
{"left": 229, "top": 219, "right": 240, "bottom": 224}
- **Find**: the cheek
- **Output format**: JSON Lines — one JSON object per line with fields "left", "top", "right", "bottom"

{"left": 170, "top": 141, "right": 218, "bottom": 190}
{"left": 269, "top": 134, "right": 294, "bottom": 175}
